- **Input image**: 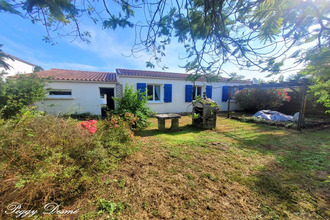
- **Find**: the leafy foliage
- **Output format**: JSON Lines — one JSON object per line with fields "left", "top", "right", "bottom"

{"left": 192, "top": 96, "right": 219, "bottom": 108}
{"left": 1, "top": 0, "right": 329, "bottom": 111}
{"left": 0, "top": 44, "right": 12, "bottom": 70}
{"left": 0, "top": 110, "right": 135, "bottom": 213}
{"left": 235, "top": 88, "right": 291, "bottom": 112}
{"left": 300, "top": 47, "right": 330, "bottom": 113}
{"left": 33, "top": 65, "right": 44, "bottom": 72}
{"left": 114, "top": 84, "right": 151, "bottom": 129}
{"left": 0, "top": 74, "right": 46, "bottom": 118}
{"left": 96, "top": 199, "right": 126, "bottom": 217}
{"left": 1, "top": 0, "right": 329, "bottom": 74}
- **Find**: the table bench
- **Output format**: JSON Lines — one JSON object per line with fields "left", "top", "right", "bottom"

{"left": 155, "top": 114, "right": 182, "bottom": 130}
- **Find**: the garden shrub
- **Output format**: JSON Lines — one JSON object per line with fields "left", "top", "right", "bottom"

{"left": 66, "top": 112, "right": 102, "bottom": 120}
{"left": 235, "top": 88, "right": 291, "bottom": 112}
{"left": 114, "top": 84, "right": 151, "bottom": 129}
{"left": 0, "top": 74, "right": 47, "bottom": 118}
{"left": 0, "top": 110, "right": 136, "bottom": 215}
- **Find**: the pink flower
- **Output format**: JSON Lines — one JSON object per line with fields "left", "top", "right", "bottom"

{"left": 80, "top": 121, "right": 89, "bottom": 128}
{"left": 81, "top": 120, "right": 97, "bottom": 133}
{"left": 89, "top": 120, "right": 97, "bottom": 125}
{"left": 114, "top": 124, "right": 119, "bottom": 128}
{"left": 89, "top": 126, "right": 97, "bottom": 134}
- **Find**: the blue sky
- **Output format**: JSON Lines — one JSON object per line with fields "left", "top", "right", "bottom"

{"left": 0, "top": 8, "right": 301, "bottom": 80}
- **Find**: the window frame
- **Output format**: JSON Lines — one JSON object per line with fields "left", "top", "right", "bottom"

{"left": 192, "top": 85, "right": 203, "bottom": 100}
{"left": 147, "top": 84, "right": 162, "bottom": 102}
{"left": 49, "top": 90, "right": 72, "bottom": 96}
{"left": 47, "top": 89, "right": 73, "bottom": 99}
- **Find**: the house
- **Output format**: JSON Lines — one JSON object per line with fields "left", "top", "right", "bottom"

{"left": 34, "top": 68, "right": 251, "bottom": 115}
{"left": 0, "top": 53, "right": 36, "bottom": 78}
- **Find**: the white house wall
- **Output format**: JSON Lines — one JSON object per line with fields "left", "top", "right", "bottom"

{"left": 0, "top": 58, "right": 34, "bottom": 78}
{"left": 119, "top": 77, "right": 245, "bottom": 114}
{"left": 120, "top": 77, "right": 195, "bottom": 113}
{"left": 35, "top": 81, "right": 116, "bottom": 115}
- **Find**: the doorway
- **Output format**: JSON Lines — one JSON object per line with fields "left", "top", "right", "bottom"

{"left": 100, "top": 88, "right": 115, "bottom": 117}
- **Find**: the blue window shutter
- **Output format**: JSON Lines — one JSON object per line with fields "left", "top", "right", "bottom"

{"left": 164, "top": 84, "right": 172, "bottom": 103}
{"left": 206, "top": 85, "right": 212, "bottom": 99}
{"left": 185, "top": 85, "right": 193, "bottom": 102}
{"left": 137, "top": 83, "right": 146, "bottom": 94}
{"left": 222, "top": 86, "right": 229, "bottom": 102}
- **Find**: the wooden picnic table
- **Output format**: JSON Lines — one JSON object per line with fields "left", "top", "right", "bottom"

{"left": 155, "top": 114, "right": 182, "bottom": 130}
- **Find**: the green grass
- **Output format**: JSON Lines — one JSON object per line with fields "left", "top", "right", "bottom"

{"left": 4, "top": 115, "right": 328, "bottom": 219}
{"left": 114, "top": 116, "right": 329, "bottom": 219}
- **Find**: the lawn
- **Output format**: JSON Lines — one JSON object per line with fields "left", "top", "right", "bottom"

{"left": 77, "top": 115, "right": 329, "bottom": 219}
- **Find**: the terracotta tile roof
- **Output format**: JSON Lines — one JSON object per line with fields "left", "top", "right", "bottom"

{"left": 116, "top": 68, "right": 251, "bottom": 83}
{"left": 117, "top": 68, "right": 190, "bottom": 80}
{"left": 34, "top": 68, "right": 118, "bottom": 82}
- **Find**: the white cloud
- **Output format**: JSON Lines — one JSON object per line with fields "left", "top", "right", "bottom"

{"left": 68, "top": 24, "right": 190, "bottom": 73}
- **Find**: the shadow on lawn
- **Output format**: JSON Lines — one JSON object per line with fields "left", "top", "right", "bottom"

{"left": 136, "top": 124, "right": 203, "bottom": 137}
{"left": 219, "top": 121, "right": 330, "bottom": 218}
{"left": 252, "top": 159, "right": 329, "bottom": 219}
{"left": 137, "top": 117, "right": 329, "bottom": 217}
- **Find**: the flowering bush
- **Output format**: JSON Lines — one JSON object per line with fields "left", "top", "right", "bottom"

{"left": 0, "top": 112, "right": 135, "bottom": 212}
{"left": 235, "top": 88, "right": 291, "bottom": 111}
{"left": 99, "top": 112, "right": 139, "bottom": 141}
{"left": 80, "top": 120, "right": 98, "bottom": 134}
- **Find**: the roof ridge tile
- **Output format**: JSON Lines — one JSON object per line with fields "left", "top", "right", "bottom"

{"left": 34, "top": 69, "right": 118, "bottom": 82}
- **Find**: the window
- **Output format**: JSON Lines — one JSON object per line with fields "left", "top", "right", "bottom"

{"left": 46, "top": 89, "right": 73, "bottom": 100}
{"left": 192, "top": 86, "right": 202, "bottom": 100}
{"left": 49, "top": 90, "right": 72, "bottom": 96}
{"left": 147, "top": 84, "right": 161, "bottom": 101}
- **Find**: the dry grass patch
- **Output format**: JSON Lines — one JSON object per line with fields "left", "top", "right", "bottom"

{"left": 76, "top": 115, "right": 329, "bottom": 219}
{"left": 84, "top": 141, "right": 269, "bottom": 219}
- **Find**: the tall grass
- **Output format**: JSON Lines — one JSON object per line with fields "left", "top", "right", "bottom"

{"left": 0, "top": 110, "right": 134, "bottom": 215}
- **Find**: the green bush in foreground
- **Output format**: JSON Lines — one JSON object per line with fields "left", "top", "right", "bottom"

{"left": 114, "top": 84, "right": 151, "bottom": 129}
{"left": 0, "top": 74, "right": 47, "bottom": 118}
{"left": 0, "top": 110, "right": 135, "bottom": 215}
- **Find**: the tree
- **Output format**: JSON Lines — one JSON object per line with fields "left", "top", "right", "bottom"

{"left": 1, "top": 0, "right": 329, "bottom": 73}
{"left": 33, "top": 65, "right": 44, "bottom": 72}
{"left": 0, "top": 44, "right": 12, "bottom": 70}
{"left": 300, "top": 47, "right": 330, "bottom": 112}
{"left": 1, "top": 0, "right": 329, "bottom": 104}
{"left": 0, "top": 74, "right": 47, "bottom": 118}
